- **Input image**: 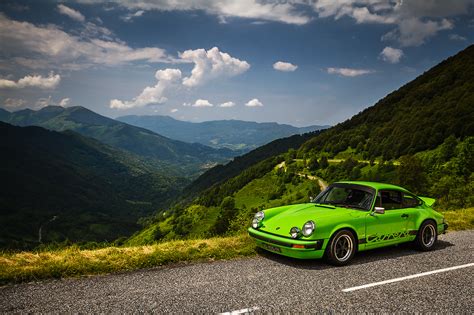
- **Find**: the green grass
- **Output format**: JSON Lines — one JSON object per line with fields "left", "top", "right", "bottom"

{"left": 0, "top": 234, "right": 256, "bottom": 285}
{"left": 441, "top": 207, "right": 474, "bottom": 231}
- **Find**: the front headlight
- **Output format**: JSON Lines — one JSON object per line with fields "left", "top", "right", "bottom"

{"left": 252, "top": 218, "right": 259, "bottom": 229}
{"left": 302, "top": 220, "right": 315, "bottom": 237}
{"left": 255, "top": 211, "right": 265, "bottom": 221}
{"left": 290, "top": 227, "right": 300, "bottom": 239}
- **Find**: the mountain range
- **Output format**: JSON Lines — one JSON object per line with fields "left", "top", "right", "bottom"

{"left": 0, "top": 106, "right": 234, "bottom": 177}
{"left": 117, "top": 114, "right": 329, "bottom": 152}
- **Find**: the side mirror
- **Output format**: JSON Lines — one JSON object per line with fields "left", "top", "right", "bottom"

{"left": 374, "top": 207, "right": 385, "bottom": 214}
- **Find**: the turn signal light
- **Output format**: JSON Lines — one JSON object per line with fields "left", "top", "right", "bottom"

{"left": 292, "top": 244, "right": 305, "bottom": 249}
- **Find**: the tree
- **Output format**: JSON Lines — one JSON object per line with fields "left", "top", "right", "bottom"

{"left": 319, "top": 156, "right": 329, "bottom": 169}
{"left": 212, "top": 196, "right": 236, "bottom": 235}
{"left": 308, "top": 158, "right": 319, "bottom": 171}
{"left": 397, "top": 155, "right": 427, "bottom": 194}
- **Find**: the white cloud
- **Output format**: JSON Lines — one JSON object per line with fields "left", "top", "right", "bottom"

{"left": 170, "top": 108, "right": 178, "bottom": 113}
{"left": 380, "top": 46, "right": 403, "bottom": 64}
{"left": 121, "top": 10, "right": 145, "bottom": 22}
{"left": 89, "top": 0, "right": 311, "bottom": 25}
{"left": 3, "top": 98, "right": 27, "bottom": 110}
{"left": 449, "top": 34, "right": 467, "bottom": 41}
{"left": 0, "top": 14, "right": 172, "bottom": 70}
{"left": 219, "top": 101, "right": 235, "bottom": 108}
{"left": 110, "top": 68, "right": 182, "bottom": 109}
{"left": 245, "top": 98, "right": 263, "bottom": 107}
{"left": 273, "top": 61, "right": 298, "bottom": 72}
{"left": 0, "top": 72, "right": 60, "bottom": 89}
{"left": 192, "top": 99, "right": 213, "bottom": 107}
{"left": 383, "top": 17, "right": 453, "bottom": 47}
{"left": 327, "top": 67, "right": 374, "bottom": 77}
{"left": 59, "top": 98, "right": 71, "bottom": 107}
{"left": 311, "top": 0, "right": 469, "bottom": 47}
{"left": 180, "top": 47, "right": 250, "bottom": 87}
{"left": 57, "top": 4, "right": 85, "bottom": 22}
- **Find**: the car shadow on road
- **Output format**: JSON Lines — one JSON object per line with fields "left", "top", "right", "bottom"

{"left": 256, "top": 239, "right": 454, "bottom": 270}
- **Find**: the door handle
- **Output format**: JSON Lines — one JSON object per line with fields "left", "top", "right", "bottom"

{"left": 401, "top": 214, "right": 409, "bottom": 218}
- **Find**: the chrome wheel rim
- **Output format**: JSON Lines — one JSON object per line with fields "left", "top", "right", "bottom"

{"left": 422, "top": 224, "right": 436, "bottom": 247}
{"left": 334, "top": 234, "right": 353, "bottom": 262}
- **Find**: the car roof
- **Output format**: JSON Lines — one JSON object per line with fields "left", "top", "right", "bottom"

{"left": 335, "top": 181, "right": 410, "bottom": 192}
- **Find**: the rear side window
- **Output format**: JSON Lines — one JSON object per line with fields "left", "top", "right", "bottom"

{"left": 402, "top": 193, "right": 421, "bottom": 208}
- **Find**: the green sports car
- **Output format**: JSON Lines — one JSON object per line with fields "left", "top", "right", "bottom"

{"left": 248, "top": 181, "right": 448, "bottom": 265}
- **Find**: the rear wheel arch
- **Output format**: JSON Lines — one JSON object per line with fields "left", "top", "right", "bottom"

{"left": 415, "top": 219, "right": 438, "bottom": 251}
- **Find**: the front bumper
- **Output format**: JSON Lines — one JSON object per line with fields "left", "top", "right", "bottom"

{"left": 248, "top": 227, "right": 326, "bottom": 259}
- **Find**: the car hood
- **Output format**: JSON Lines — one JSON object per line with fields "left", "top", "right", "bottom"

{"left": 260, "top": 203, "right": 352, "bottom": 237}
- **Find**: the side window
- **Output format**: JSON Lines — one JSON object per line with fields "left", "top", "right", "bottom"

{"left": 380, "top": 190, "right": 402, "bottom": 210}
{"left": 402, "top": 193, "right": 421, "bottom": 208}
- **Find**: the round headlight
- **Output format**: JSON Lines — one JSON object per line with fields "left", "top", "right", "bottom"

{"left": 302, "top": 220, "right": 315, "bottom": 237}
{"left": 252, "top": 218, "right": 259, "bottom": 229}
{"left": 290, "top": 227, "right": 300, "bottom": 239}
{"left": 255, "top": 211, "right": 265, "bottom": 221}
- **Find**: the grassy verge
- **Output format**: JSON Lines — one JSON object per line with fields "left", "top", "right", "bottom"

{"left": 1, "top": 208, "right": 472, "bottom": 285}
{"left": 441, "top": 207, "right": 474, "bottom": 231}
{"left": 0, "top": 233, "right": 256, "bottom": 285}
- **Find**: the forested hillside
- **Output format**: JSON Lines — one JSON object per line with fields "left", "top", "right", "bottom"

{"left": 300, "top": 44, "right": 474, "bottom": 159}
{"left": 185, "top": 130, "right": 324, "bottom": 197}
{"left": 0, "top": 122, "right": 186, "bottom": 249}
{"left": 1, "top": 106, "right": 233, "bottom": 177}
{"left": 118, "top": 114, "right": 328, "bottom": 152}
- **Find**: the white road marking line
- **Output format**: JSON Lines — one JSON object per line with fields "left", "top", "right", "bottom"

{"left": 343, "top": 262, "right": 474, "bottom": 292}
{"left": 219, "top": 306, "right": 260, "bottom": 315}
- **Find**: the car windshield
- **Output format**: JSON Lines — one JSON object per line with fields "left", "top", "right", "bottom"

{"left": 313, "top": 184, "right": 375, "bottom": 211}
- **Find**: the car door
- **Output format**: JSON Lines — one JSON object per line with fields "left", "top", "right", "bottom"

{"left": 365, "top": 190, "right": 411, "bottom": 248}
{"left": 400, "top": 192, "right": 423, "bottom": 237}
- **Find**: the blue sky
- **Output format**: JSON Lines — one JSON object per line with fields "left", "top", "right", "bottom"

{"left": 0, "top": 1, "right": 473, "bottom": 126}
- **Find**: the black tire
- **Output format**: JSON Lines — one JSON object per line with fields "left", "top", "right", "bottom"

{"left": 415, "top": 220, "right": 438, "bottom": 251}
{"left": 325, "top": 229, "right": 356, "bottom": 266}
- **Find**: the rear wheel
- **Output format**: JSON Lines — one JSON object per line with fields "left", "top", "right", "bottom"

{"left": 415, "top": 220, "right": 438, "bottom": 251}
{"left": 325, "top": 229, "right": 356, "bottom": 266}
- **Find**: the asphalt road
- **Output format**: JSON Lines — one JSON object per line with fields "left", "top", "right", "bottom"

{"left": 1, "top": 230, "right": 473, "bottom": 313}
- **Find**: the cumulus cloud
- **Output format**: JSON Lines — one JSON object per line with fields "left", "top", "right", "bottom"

{"left": 219, "top": 101, "right": 235, "bottom": 108}
{"left": 245, "top": 98, "right": 263, "bottom": 107}
{"left": 180, "top": 47, "right": 250, "bottom": 87}
{"left": 382, "top": 17, "right": 453, "bottom": 47}
{"left": 273, "top": 61, "right": 298, "bottom": 72}
{"left": 380, "top": 46, "right": 404, "bottom": 64}
{"left": 57, "top": 4, "right": 85, "bottom": 22}
{"left": 0, "top": 14, "right": 172, "bottom": 70}
{"left": 110, "top": 68, "right": 182, "bottom": 109}
{"left": 311, "top": 0, "right": 469, "bottom": 47}
{"left": 0, "top": 72, "right": 60, "bottom": 89}
{"left": 59, "top": 98, "right": 71, "bottom": 107}
{"left": 327, "top": 67, "right": 374, "bottom": 77}
{"left": 192, "top": 99, "right": 213, "bottom": 107}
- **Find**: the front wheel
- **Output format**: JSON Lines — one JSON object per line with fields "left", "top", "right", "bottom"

{"left": 415, "top": 220, "right": 438, "bottom": 251}
{"left": 325, "top": 229, "right": 356, "bottom": 266}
